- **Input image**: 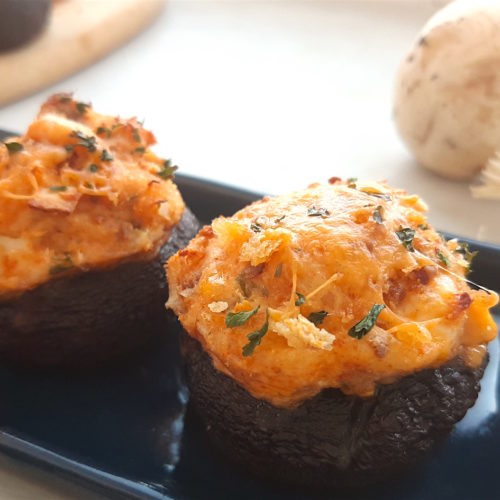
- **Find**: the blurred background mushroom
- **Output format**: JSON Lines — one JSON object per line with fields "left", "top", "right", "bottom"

{"left": 394, "top": 0, "right": 500, "bottom": 199}
{"left": 0, "top": 0, "right": 51, "bottom": 52}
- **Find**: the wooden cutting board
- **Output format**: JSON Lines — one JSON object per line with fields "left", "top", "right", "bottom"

{"left": 0, "top": 0, "right": 166, "bottom": 107}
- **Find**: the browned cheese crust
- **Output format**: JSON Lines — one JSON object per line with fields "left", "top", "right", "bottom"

{"left": 167, "top": 180, "right": 498, "bottom": 406}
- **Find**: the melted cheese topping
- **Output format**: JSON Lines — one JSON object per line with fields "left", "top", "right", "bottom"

{"left": 0, "top": 94, "right": 184, "bottom": 296}
{"left": 167, "top": 180, "right": 498, "bottom": 407}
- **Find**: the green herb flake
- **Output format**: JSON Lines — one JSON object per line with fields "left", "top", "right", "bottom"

{"left": 373, "top": 205, "right": 383, "bottom": 224}
{"left": 101, "top": 149, "right": 113, "bottom": 162}
{"left": 274, "top": 215, "right": 286, "bottom": 224}
{"left": 132, "top": 128, "right": 141, "bottom": 142}
{"left": 226, "top": 305, "right": 260, "bottom": 328}
{"left": 454, "top": 242, "right": 478, "bottom": 269}
{"left": 307, "top": 207, "right": 330, "bottom": 218}
{"left": 5, "top": 142, "right": 23, "bottom": 154}
{"left": 59, "top": 96, "right": 71, "bottom": 104}
{"left": 70, "top": 131, "right": 97, "bottom": 152}
{"left": 308, "top": 310, "right": 328, "bottom": 326}
{"left": 157, "top": 160, "right": 178, "bottom": 180}
{"left": 396, "top": 227, "right": 415, "bottom": 252}
{"left": 348, "top": 304, "right": 385, "bottom": 339}
{"left": 347, "top": 177, "right": 357, "bottom": 188}
{"left": 134, "top": 147, "right": 146, "bottom": 154}
{"left": 250, "top": 223, "right": 262, "bottom": 233}
{"left": 418, "top": 224, "right": 429, "bottom": 230}
{"left": 49, "top": 185, "right": 67, "bottom": 192}
{"left": 437, "top": 250, "right": 449, "bottom": 267}
{"left": 274, "top": 263, "right": 283, "bottom": 278}
{"left": 111, "top": 122, "right": 123, "bottom": 131}
{"left": 64, "top": 144, "right": 75, "bottom": 152}
{"left": 295, "top": 292, "right": 306, "bottom": 306}
{"left": 84, "top": 182, "right": 95, "bottom": 190}
{"left": 96, "top": 126, "right": 111, "bottom": 138}
{"left": 242, "top": 309, "right": 269, "bottom": 357}
{"left": 76, "top": 101, "right": 90, "bottom": 115}
{"left": 89, "top": 163, "right": 98, "bottom": 173}
{"left": 49, "top": 254, "right": 74, "bottom": 275}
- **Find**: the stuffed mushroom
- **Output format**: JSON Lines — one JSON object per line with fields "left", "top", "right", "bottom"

{"left": 167, "top": 179, "right": 498, "bottom": 487}
{"left": 0, "top": 94, "right": 199, "bottom": 368}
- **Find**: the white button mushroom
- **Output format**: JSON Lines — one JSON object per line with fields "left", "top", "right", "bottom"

{"left": 394, "top": 0, "right": 500, "bottom": 181}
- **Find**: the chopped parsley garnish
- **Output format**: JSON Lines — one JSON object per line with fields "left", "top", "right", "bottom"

{"left": 275, "top": 215, "right": 286, "bottom": 224}
{"left": 111, "top": 122, "right": 123, "bottom": 131}
{"left": 101, "top": 149, "right": 113, "bottom": 162}
{"left": 348, "top": 304, "right": 385, "bottom": 339}
{"left": 84, "top": 182, "right": 95, "bottom": 190}
{"left": 274, "top": 263, "right": 282, "bottom": 278}
{"left": 307, "top": 206, "right": 330, "bottom": 218}
{"left": 59, "top": 96, "right": 71, "bottom": 104}
{"left": 373, "top": 205, "right": 383, "bottom": 224}
{"left": 454, "top": 242, "right": 478, "bottom": 268}
{"left": 250, "top": 223, "right": 262, "bottom": 233}
{"left": 396, "top": 227, "right": 415, "bottom": 252}
{"left": 225, "top": 305, "right": 260, "bottom": 327}
{"left": 70, "top": 131, "right": 97, "bottom": 152}
{"left": 308, "top": 310, "right": 328, "bottom": 326}
{"left": 132, "top": 128, "right": 141, "bottom": 142}
{"left": 437, "top": 251, "right": 449, "bottom": 267}
{"left": 242, "top": 309, "right": 269, "bottom": 357}
{"left": 89, "top": 163, "right": 98, "bottom": 173}
{"left": 418, "top": 224, "right": 429, "bottom": 230}
{"left": 157, "top": 159, "right": 178, "bottom": 180}
{"left": 134, "top": 147, "right": 146, "bottom": 154}
{"left": 347, "top": 177, "right": 357, "bottom": 188}
{"left": 96, "top": 126, "right": 112, "bottom": 138}
{"left": 295, "top": 292, "right": 306, "bottom": 306}
{"left": 49, "top": 185, "right": 67, "bottom": 192}
{"left": 76, "top": 101, "right": 90, "bottom": 115}
{"left": 49, "top": 254, "right": 73, "bottom": 275}
{"left": 65, "top": 144, "right": 74, "bottom": 152}
{"left": 5, "top": 142, "right": 23, "bottom": 154}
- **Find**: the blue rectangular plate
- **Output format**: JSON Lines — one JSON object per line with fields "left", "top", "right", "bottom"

{"left": 0, "top": 129, "right": 499, "bottom": 499}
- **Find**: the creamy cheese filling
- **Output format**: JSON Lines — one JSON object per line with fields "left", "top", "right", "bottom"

{"left": 167, "top": 180, "right": 498, "bottom": 406}
{"left": 0, "top": 94, "right": 184, "bottom": 296}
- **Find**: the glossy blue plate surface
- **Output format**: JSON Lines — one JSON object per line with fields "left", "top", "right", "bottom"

{"left": 0, "top": 129, "right": 499, "bottom": 499}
